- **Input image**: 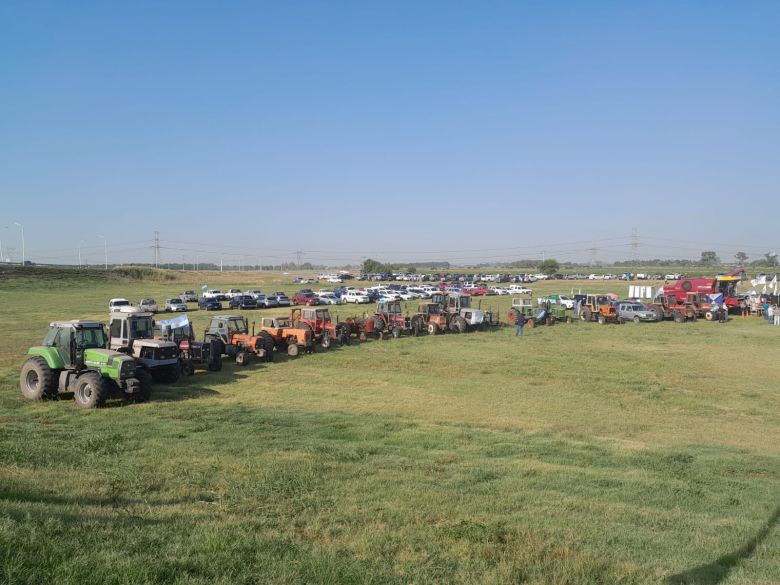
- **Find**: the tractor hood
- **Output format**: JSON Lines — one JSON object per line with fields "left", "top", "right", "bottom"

{"left": 133, "top": 339, "right": 177, "bottom": 349}
{"left": 460, "top": 308, "right": 485, "bottom": 325}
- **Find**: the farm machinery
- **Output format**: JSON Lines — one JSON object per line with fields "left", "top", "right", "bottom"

{"left": 661, "top": 268, "right": 746, "bottom": 310}
{"left": 430, "top": 292, "right": 487, "bottom": 332}
{"left": 153, "top": 315, "right": 223, "bottom": 374}
{"left": 341, "top": 301, "right": 420, "bottom": 340}
{"left": 291, "top": 307, "right": 352, "bottom": 347}
{"left": 415, "top": 302, "right": 448, "bottom": 335}
{"left": 579, "top": 295, "right": 620, "bottom": 324}
{"left": 203, "top": 315, "right": 275, "bottom": 365}
{"left": 259, "top": 316, "right": 315, "bottom": 357}
{"left": 649, "top": 293, "right": 698, "bottom": 323}
{"left": 20, "top": 320, "right": 151, "bottom": 408}
{"left": 508, "top": 298, "right": 571, "bottom": 327}
{"left": 108, "top": 311, "right": 182, "bottom": 383}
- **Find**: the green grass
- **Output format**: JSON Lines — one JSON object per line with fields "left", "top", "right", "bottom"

{"left": 0, "top": 269, "right": 778, "bottom": 584}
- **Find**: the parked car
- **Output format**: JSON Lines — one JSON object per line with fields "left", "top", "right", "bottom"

{"left": 109, "top": 298, "right": 132, "bottom": 312}
{"left": 317, "top": 292, "right": 342, "bottom": 305}
{"left": 198, "top": 297, "right": 222, "bottom": 311}
{"left": 343, "top": 290, "right": 370, "bottom": 303}
{"left": 180, "top": 290, "right": 198, "bottom": 303}
{"left": 138, "top": 298, "right": 159, "bottom": 313}
{"left": 270, "top": 292, "right": 291, "bottom": 307}
{"left": 229, "top": 295, "right": 258, "bottom": 310}
{"left": 165, "top": 298, "right": 187, "bottom": 312}
{"left": 616, "top": 301, "right": 658, "bottom": 323}
{"left": 203, "top": 289, "right": 228, "bottom": 301}
{"left": 226, "top": 288, "right": 244, "bottom": 299}
{"left": 252, "top": 294, "right": 279, "bottom": 308}
{"left": 292, "top": 292, "right": 319, "bottom": 305}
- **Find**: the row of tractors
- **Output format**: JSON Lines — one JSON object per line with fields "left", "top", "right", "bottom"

{"left": 19, "top": 293, "right": 500, "bottom": 408}
{"left": 507, "top": 292, "right": 722, "bottom": 326}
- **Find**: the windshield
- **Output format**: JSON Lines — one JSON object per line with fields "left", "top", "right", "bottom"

{"left": 130, "top": 318, "right": 153, "bottom": 339}
{"left": 277, "top": 317, "right": 292, "bottom": 327}
{"left": 317, "top": 310, "right": 331, "bottom": 320}
{"left": 76, "top": 326, "right": 107, "bottom": 349}
{"left": 388, "top": 304, "right": 401, "bottom": 314}
{"left": 459, "top": 296, "right": 472, "bottom": 308}
{"left": 228, "top": 318, "right": 247, "bottom": 333}
{"left": 113, "top": 300, "right": 130, "bottom": 306}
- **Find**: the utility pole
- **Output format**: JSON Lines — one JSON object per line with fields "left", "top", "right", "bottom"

{"left": 296, "top": 249, "right": 302, "bottom": 268}
{"left": 220, "top": 254, "right": 224, "bottom": 272}
{"left": 153, "top": 231, "right": 160, "bottom": 268}
{"left": 98, "top": 234, "right": 107, "bottom": 269}
{"left": 195, "top": 255, "right": 199, "bottom": 271}
{"left": 182, "top": 254, "right": 185, "bottom": 270}
{"left": 588, "top": 247, "right": 598, "bottom": 266}
{"left": 631, "top": 227, "right": 639, "bottom": 265}
{"left": 78, "top": 240, "right": 84, "bottom": 268}
{"left": 13, "top": 222, "right": 24, "bottom": 266}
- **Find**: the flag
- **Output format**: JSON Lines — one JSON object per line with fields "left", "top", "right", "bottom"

{"left": 709, "top": 293, "right": 724, "bottom": 304}
{"left": 751, "top": 275, "right": 767, "bottom": 287}
{"left": 771, "top": 276, "right": 778, "bottom": 293}
{"left": 158, "top": 314, "right": 190, "bottom": 330}
{"left": 762, "top": 285, "right": 767, "bottom": 294}
{"left": 201, "top": 283, "right": 208, "bottom": 291}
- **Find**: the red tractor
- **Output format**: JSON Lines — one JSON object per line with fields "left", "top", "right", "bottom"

{"left": 649, "top": 294, "right": 698, "bottom": 322}
{"left": 291, "top": 307, "right": 351, "bottom": 348}
{"left": 662, "top": 268, "right": 745, "bottom": 310}
{"left": 362, "top": 301, "right": 419, "bottom": 339}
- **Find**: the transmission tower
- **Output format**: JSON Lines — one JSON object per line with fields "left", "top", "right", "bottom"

{"left": 296, "top": 249, "right": 302, "bottom": 267}
{"left": 153, "top": 231, "right": 160, "bottom": 268}
{"left": 631, "top": 227, "right": 639, "bottom": 265}
{"left": 587, "top": 247, "right": 599, "bottom": 266}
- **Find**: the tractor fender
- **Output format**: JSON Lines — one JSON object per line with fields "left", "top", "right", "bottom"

{"left": 27, "top": 347, "right": 65, "bottom": 370}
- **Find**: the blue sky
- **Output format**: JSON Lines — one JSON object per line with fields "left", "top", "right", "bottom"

{"left": 1, "top": 1, "right": 778, "bottom": 266}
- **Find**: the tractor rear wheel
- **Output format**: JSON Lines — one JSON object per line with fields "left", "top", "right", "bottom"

{"left": 19, "top": 356, "right": 57, "bottom": 401}
{"left": 338, "top": 324, "right": 351, "bottom": 345}
{"left": 236, "top": 350, "right": 250, "bottom": 366}
{"left": 287, "top": 343, "right": 300, "bottom": 357}
{"left": 704, "top": 311, "right": 715, "bottom": 321}
{"left": 207, "top": 344, "right": 223, "bottom": 371}
{"left": 581, "top": 308, "right": 592, "bottom": 322}
{"left": 455, "top": 316, "right": 468, "bottom": 334}
{"left": 73, "top": 372, "right": 107, "bottom": 409}
{"left": 258, "top": 331, "right": 275, "bottom": 362}
{"left": 427, "top": 322, "right": 438, "bottom": 335}
{"left": 359, "top": 331, "right": 367, "bottom": 342}
{"left": 597, "top": 314, "right": 606, "bottom": 325}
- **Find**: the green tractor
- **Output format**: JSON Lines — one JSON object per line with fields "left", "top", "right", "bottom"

{"left": 20, "top": 320, "right": 151, "bottom": 408}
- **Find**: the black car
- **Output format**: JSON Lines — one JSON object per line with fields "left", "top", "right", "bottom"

{"left": 229, "top": 295, "right": 257, "bottom": 310}
{"left": 198, "top": 297, "right": 222, "bottom": 311}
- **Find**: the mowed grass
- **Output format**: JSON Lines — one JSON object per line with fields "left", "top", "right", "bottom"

{"left": 0, "top": 268, "right": 778, "bottom": 584}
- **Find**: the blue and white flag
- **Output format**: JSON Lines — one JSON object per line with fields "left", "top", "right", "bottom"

{"left": 201, "top": 283, "right": 208, "bottom": 291}
{"left": 158, "top": 314, "right": 190, "bottom": 330}
{"left": 709, "top": 293, "right": 724, "bottom": 304}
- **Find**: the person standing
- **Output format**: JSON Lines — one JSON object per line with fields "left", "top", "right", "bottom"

{"left": 774, "top": 304, "right": 780, "bottom": 326}
{"left": 719, "top": 302, "right": 728, "bottom": 323}
{"left": 768, "top": 304, "right": 775, "bottom": 325}
{"left": 515, "top": 312, "right": 526, "bottom": 336}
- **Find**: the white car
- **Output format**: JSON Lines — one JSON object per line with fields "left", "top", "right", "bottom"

{"left": 109, "top": 298, "right": 132, "bottom": 312}
{"left": 491, "top": 287, "right": 510, "bottom": 295}
{"left": 226, "top": 289, "right": 243, "bottom": 299}
{"left": 508, "top": 286, "right": 532, "bottom": 294}
{"left": 203, "top": 289, "right": 225, "bottom": 299}
{"left": 165, "top": 298, "right": 187, "bottom": 312}
{"left": 317, "top": 292, "right": 342, "bottom": 305}
{"left": 138, "top": 298, "right": 159, "bottom": 313}
{"left": 343, "top": 290, "right": 370, "bottom": 303}
{"left": 557, "top": 295, "right": 575, "bottom": 309}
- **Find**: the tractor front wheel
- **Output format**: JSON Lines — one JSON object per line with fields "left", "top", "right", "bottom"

{"left": 129, "top": 369, "right": 153, "bottom": 403}
{"left": 427, "top": 322, "right": 438, "bottom": 335}
{"left": 181, "top": 361, "right": 195, "bottom": 377}
{"left": 73, "top": 372, "right": 107, "bottom": 409}
{"left": 287, "top": 344, "right": 300, "bottom": 357}
{"left": 19, "top": 357, "right": 57, "bottom": 401}
{"left": 236, "top": 350, "right": 251, "bottom": 366}
{"left": 581, "top": 308, "right": 592, "bottom": 322}
{"left": 321, "top": 332, "right": 331, "bottom": 350}
{"left": 704, "top": 311, "right": 715, "bottom": 322}
{"left": 392, "top": 326, "right": 401, "bottom": 339}
{"left": 597, "top": 314, "right": 606, "bottom": 325}
{"left": 673, "top": 310, "right": 684, "bottom": 323}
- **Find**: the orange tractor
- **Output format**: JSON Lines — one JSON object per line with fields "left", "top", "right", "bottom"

{"left": 259, "top": 316, "right": 315, "bottom": 357}
{"left": 415, "top": 302, "right": 448, "bottom": 335}
{"left": 291, "top": 307, "right": 352, "bottom": 347}
{"left": 203, "top": 315, "right": 275, "bottom": 365}
{"left": 579, "top": 295, "right": 620, "bottom": 325}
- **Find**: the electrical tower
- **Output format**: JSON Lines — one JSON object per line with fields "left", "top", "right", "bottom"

{"left": 588, "top": 247, "right": 598, "bottom": 266}
{"left": 631, "top": 227, "right": 639, "bottom": 265}
{"left": 296, "top": 250, "right": 302, "bottom": 267}
{"left": 153, "top": 231, "right": 160, "bottom": 268}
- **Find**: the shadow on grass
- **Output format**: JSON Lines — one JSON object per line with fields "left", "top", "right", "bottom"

{"left": 666, "top": 505, "right": 779, "bottom": 585}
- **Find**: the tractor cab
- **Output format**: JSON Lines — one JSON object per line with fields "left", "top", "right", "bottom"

{"left": 300, "top": 307, "right": 332, "bottom": 324}
{"left": 418, "top": 303, "right": 441, "bottom": 316}
{"left": 43, "top": 321, "right": 107, "bottom": 369}
{"left": 377, "top": 302, "right": 402, "bottom": 315}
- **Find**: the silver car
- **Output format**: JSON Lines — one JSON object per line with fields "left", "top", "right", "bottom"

{"left": 616, "top": 301, "right": 658, "bottom": 323}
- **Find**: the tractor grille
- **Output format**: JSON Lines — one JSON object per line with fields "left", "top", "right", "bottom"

{"left": 158, "top": 347, "right": 178, "bottom": 360}
{"left": 120, "top": 360, "right": 136, "bottom": 378}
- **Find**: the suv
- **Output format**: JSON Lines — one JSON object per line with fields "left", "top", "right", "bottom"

{"left": 165, "top": 298, "right": 187, "bottom": 312}
{"left": 292, "top": 292, "right": 319, "bottom": 306}
{"left": 180, "top": 291, "right": 198, "bottom": 303}
{"left": 343, "top": 290, "right": 370, "bottom": 304}
{"left": 229, "top": 295, "right": 257, "bottom": 310}
{"left": 198, "top": 296, "right": 222, "bottom": 311}
{"left": 109, "top": 298, "right": 132, "bottom": 312}
{"left": 226, "top": 289, "right": 244, "bottom": 299}
{"left": 271, "top": 292, "right": 290, "bottom": 307}
{"left": 139, "top": 298, "right": 158, "bottom": 313}
{"left": 616, "top": 301, "right": 658, "bottom": 323}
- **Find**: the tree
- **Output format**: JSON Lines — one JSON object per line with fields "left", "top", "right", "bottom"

{"left": 764, "top": 252, "right": 778, "bottom": 267}
{"left": 362, "top": 258, "right": 385, "bottom": 274}
{"left": 699, "top": 251, "right": 720, "bottom": 266}
{"left": 735, "top": 251, "right": 749, "bottom": 264}
{"left": 537, "top": 259, "right": 560, "bottom": 275}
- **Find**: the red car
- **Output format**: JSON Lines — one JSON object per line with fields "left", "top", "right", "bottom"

{"left": 291, "top": 292, "right": 320, "bottom": 306}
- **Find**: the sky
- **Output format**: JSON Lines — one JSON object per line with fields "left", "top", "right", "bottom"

{"left": 1, "top": 1, "right": 778, "bottom": 267}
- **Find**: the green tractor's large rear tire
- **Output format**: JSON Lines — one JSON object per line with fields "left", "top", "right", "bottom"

{"left": 73, "top": 372, "right": 107, "bottom": 409}
{"left": 19, "top": 356, "right": 57, "bottom": 401}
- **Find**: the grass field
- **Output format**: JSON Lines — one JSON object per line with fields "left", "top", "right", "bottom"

{"left": 0, "top": 268, "right": 778, "bottom": 584}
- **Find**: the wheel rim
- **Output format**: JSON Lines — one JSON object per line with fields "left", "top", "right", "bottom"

{"left": 25, "top": 370, "right": 39, "bottom": 391}
{"left": 77, "top": 383, "right": 92, "bottom": 403}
